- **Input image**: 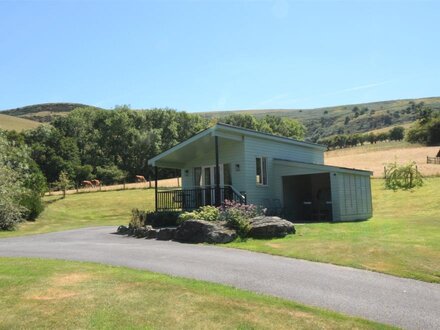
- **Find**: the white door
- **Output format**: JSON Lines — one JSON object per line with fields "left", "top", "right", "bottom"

{"left": 201, "top": 165, "right": 224, "bottom": 205}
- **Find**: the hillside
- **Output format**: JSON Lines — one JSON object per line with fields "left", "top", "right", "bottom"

{"left": 1, "top": 97, "right": 439, "bottom": 139}
{"left": 0, "top": 113, "right": 41, "bottom": 131}
{"left": 325, "top": 141, "right": 440, "bottom": 177}
{"left": 200, "top": 97, "right": 440, "bottom": 141}
{"left": 1, "top": 102, "right": 101, "bottom": 123}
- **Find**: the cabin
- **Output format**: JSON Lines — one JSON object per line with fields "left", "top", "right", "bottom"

{"left": 148, "top": 123, "right": 373, "bottom": 222}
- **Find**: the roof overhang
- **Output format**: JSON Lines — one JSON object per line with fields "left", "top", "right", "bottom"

{"left": 274, "top": 158, "right": 373, "bottom": 176}
{"left": 148, "top": 123, "right": 327, "bottom": 168}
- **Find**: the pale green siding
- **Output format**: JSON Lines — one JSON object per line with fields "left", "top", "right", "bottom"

{"left": 242, "top": 135, "right": 324, "bottom": 206}
{"left": 330, "top": 173, "right": 372, "bottom": 221}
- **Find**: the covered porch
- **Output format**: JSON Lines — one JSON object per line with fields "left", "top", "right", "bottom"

{"left": 148, "top": 126, "right": 247, "bottom": 212}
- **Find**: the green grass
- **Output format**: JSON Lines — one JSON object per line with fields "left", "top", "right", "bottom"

{"left": 0, "top": 258, "right": 392, "bottom": 330}
{"left": 0, "top": 189, "right": 154, "bottom": 238}
{"left": 0, "top": 113, "right": 41, "bottom": 131}
{"left": 2, "top": 179, "right": 439, "bottom": 283}
{"left": 228, "top": 178, "right": 440, "bottom": 283}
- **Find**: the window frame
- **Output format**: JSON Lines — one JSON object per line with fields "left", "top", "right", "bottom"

{"left": 256, "top": 156, "right": 268, "bottom": 186}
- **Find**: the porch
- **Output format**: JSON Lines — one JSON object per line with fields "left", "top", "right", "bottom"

{"left": 148, "top": 125, "right": 248, "bottom": 212}
{"left": 156, "top": 185, "right": 247, "bottom": 211}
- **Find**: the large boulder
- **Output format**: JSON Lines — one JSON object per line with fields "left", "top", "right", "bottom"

{"left": 174, "top": 220, "right": 237, "bottom": 244}
{"left": 157, "top": 227, "right": 177, "bottom": 241}
{"left": 248, "top": 216, "right": 295, "bottom": 239}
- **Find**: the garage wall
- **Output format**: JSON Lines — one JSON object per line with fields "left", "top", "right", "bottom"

{"left": 331, "top": 173, "right": 372, "bottom": 221}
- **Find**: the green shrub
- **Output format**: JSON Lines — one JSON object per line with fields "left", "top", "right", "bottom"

{"left": 21, "top": 193, "right": 45, "bottom": 221}
{"left": 178, "top": 205, "right": 220, "bottom": 223}
{"left": 129, "top": 208, "right": 147, "bottom": 229}
{"left": 145, "top": 211, "right": 180, "bottom": 227}
{"left": 385, "top": 162, "right": 423, "bottom": 190}
{"left": 221, "top": 208, "right": 251, "bottom": 238}
{"left": 96, "top": 165, "right": 126, "bottom": 185}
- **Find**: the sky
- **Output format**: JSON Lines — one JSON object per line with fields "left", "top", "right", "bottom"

{"left": 0, "top": 0, "right": 439, "bottom": 112}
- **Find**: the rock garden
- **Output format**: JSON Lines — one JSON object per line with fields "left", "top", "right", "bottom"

{"left": 117, "top": 200, "right": 295, "bottom": 243}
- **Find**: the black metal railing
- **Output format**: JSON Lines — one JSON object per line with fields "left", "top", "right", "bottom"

{"left": 156, "top": 186, "right": 246, "bottom": 211}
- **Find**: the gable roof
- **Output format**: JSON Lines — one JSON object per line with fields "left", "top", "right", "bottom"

{"left": 148, "top": 123, "right": 326, "bottom": 166}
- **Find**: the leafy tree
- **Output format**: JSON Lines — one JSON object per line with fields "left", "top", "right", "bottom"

{"left": 0, "top": 165, "right": 26, "bottom": 230}
{"left": 385, "top": 162, "right": 423, "bottom": 190}
{"left": 96, "top": 165, "right": 126, "bottom": 185}
{"left": 56, "top": 171, "right": 71, "bottom": 198}
{"left": 389, "top": 126, "right": 405, "bottom": 141}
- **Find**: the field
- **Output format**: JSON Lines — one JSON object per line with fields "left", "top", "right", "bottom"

{"left": 0, "top": 258, "right": 389, "bottom": 330}
{"left": 2, "top": 176, "right": 439, "bottom": 283}
{"left": 325, "top": 141, "right": 440, "bottom": 177}
{"left": 0, "top": 113, "right": 41, "bottom": 131}
{"left": 46, "top": 177, "right": 181, "bottom": 196}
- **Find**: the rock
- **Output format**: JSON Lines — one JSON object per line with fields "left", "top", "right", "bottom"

{"left": 146, "top": 228, "right": 158, "bottom": 239}
{"left": 248, "top": 216, "right": 295, "bottom": 239}
{"left": 116, "top": 225, "right": 129, "bottom": 235}
{"left": 174, "top": 220, "right": 237, "bottom": 244}
{"left": 133, "top": 227, "right": 149, "bottom": 238}
{"left": 157, "top": 227, "right": 176, "bottom": 241}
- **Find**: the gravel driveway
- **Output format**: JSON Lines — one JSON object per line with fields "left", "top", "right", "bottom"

{"left": 1, "top": 226, "right": 439, "bottom": 329}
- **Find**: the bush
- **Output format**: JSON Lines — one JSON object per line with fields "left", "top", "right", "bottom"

{"left": 96, "top": 165, "right": 126, "bottom": 185}
{"left": 129, "top": 208, "right": 147, "bottom": 229}
{"left": 145, "top": 211, "right": 180, "bottom": 227}
{"left": 218, "top": 200, "right": 265, "bottom": 238}
{"left": 385, "top": 162, "right": 423, "bottom": 190}
{"left": 0, "top": 166, "right": 26, "bottom": 230}
{"left": 21, "top": 193, "right": 45, "bottom": 220}
{"left": 178, "top": 205, "right": 220, "bottom": 223}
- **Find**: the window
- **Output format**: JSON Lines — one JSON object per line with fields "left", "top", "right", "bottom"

{"left": 256, "top": 157, "right": 268, "bottom": 185}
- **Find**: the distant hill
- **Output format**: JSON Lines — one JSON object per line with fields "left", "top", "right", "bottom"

{"left": 200, "top": 97, "right": 440, "bottom": 141}
{"left": 1, "top": 103, "right": 102, "bottom": 123}
{"left": 2, "top": 97, "right": 439, "bottom": 139}
{"left": 0, "top": 114, "right": 41, "bottom": 131}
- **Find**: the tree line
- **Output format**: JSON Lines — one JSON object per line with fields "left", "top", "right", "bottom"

{"left": 318, "top": 126, "right": 405, "bottom": 150}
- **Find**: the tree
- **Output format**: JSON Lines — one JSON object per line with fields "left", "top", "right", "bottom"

{"left": 389, "top": 126, "right": 405, "bottom": 141}
{"left": 344, "top": 116, "right": 350, "bottom": 125}
{"left": 0, "top": 165, "right": 26, "bottom": 230}
{"left": 385, "top": 162, "right": 423, "bottom": 190}
{"left": 56, "top": 171, "right": 71, "bottom": 198}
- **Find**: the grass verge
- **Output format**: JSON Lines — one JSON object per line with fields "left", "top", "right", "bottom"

{"left": 227, "top": 177, "right": 440, "bottom": 283}
{"left": 0, "top": 257, "right": 392, "bottom": 330}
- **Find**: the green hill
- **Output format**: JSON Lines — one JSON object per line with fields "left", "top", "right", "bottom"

{"left": 2, "top": 97, "right": 439, "bottom": 139}
{"left": 0, "top": 114, "right": 41, "bottom": 131}
{"left": 200, "top": 97, "right": 440, "bottom": 141}
{"left": 1, "top": 102, "right": 102, "bottom": 123}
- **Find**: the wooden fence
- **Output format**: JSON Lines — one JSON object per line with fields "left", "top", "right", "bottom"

{"left": 427, "top": 156, "right": 440, "bottom": 165}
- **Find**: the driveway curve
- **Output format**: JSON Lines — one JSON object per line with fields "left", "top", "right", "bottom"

{"left": 1, "top": 226, "right": 439, "bottom": 329}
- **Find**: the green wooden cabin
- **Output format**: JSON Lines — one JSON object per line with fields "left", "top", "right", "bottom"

{"left": 148, "top": 123, "right": 372, "bottom": 222}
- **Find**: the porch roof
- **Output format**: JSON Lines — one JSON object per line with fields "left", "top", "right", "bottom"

{"left": 273, "top": 158, "right": 373, "bottom": 176}
{"left": 148, "top": 123, "right": 326, "bottom": 168}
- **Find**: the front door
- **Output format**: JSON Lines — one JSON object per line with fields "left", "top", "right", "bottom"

{"left": 201, "top": 165, "right": 224, "bottom": 205}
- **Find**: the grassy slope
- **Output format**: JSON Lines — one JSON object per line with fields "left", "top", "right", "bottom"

{"left": 1, "top": 179, "right": 439, "bottom": 282}
{"left": 0, "top": 258, "right": 390, "bottom": 330}
{"left": 0, "top": 113, "right": 41, "bottom": 131}
{"left": 0, "top": 189, "right": 154, "bottom": 238}
{"left": 228, "top": 178, "right": 440, "bottom": 283}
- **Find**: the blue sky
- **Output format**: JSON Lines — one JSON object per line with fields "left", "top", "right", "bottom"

{"left": 1, "top": 0, "right": 439, "bottom": 112}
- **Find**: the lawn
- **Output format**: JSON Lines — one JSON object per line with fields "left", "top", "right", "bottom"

{"left": 0, "top": 258, "right": 390, "bottom": 330}
{"left": 0, "top": 189, "right": 154, "bottom": 238}
{"left": 228, "top": 177, "right": 440, "bottom": 283}
{"left": 2, "top": 178, "right": 439, "bottom": 283}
